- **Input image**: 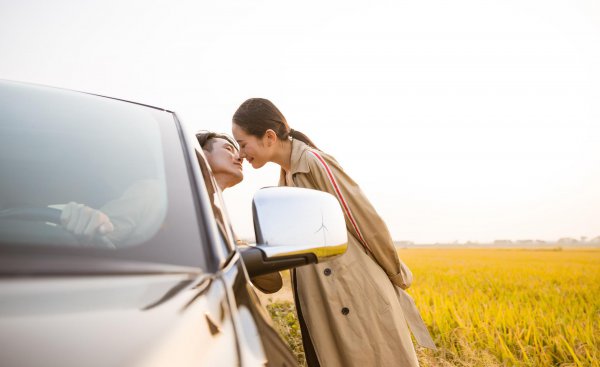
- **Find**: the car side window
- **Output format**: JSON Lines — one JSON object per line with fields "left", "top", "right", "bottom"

{"left": 195, "top": 149, "right": 235, "bottom": 259}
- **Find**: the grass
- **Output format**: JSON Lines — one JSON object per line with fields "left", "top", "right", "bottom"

{"left": 264, "top": 248, "right": 600, "bottom": 366}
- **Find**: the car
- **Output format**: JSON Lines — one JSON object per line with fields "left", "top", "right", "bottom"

{"left": 0, "top": 80, "right": 348, "bottom": 367}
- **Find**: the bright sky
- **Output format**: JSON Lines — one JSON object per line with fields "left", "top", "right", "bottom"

{"left": 1, "top": 0, "right": 598, "bottom": 243}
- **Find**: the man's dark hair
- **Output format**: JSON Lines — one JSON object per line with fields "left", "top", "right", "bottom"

{"left": 196, "top": 131, "right": 239, "bottom": 152}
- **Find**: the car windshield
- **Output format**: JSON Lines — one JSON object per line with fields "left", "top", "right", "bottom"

{"left": 0, "top": 81, "right": 206, "bottom": 268}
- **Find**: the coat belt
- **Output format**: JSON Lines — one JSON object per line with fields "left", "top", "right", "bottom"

{"left": 395, "top": 287, "right": 437, "bottom": 350}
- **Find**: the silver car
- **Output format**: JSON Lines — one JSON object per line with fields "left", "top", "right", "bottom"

{"left": 0, "top": 80, "right": 347, "bottom": 367}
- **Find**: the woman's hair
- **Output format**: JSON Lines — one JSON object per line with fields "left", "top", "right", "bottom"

{"left": 232, "top": 98, "right": 318, "bottom": 149}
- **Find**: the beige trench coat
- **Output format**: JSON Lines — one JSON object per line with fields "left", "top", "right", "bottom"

{"left": 279, "top": 139, "right": 434, "bottom": 367}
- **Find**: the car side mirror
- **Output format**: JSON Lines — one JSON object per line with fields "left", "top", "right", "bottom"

{"left": 240, "top": 187, "right": 348, "bottom": 277}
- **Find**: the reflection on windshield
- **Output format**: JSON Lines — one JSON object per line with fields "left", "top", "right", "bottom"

{"left": 0, "top": 82, "right": 167, "bottom": 248}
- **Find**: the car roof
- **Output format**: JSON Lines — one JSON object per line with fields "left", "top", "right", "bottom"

{"left": 0, "top": 79, "right": 174, "bottom": 113}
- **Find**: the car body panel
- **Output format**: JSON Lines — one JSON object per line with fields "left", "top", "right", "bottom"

{"left": 0, "top": 272, "right": 239, "bottom": 367}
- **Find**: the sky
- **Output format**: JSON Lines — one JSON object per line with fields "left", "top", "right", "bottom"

{"left": 1, "top": 0, "right": 598, "bottom": 244}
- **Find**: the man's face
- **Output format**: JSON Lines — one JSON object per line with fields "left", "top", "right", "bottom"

{"left": 204, "top": 137, "right": 243, "bottom": 189}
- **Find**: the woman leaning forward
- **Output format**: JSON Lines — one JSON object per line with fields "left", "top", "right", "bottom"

{"left": 232, "top": 98, "right": 435, "bottom": 367}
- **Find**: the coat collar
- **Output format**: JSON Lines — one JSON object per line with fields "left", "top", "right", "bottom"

{"left": 288, "top": 138, "right": 312, "bottom": 175}
{"left": 279, "top": 139, "right": 311, "bottom": 185}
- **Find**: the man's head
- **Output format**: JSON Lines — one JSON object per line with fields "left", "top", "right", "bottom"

{"left": 196, "top": 131, "right": 243, "bottom": 191}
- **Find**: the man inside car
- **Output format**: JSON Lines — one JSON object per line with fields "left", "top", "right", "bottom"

{"left": 195, "top": 131, "right": 283, "bottom": 294}
{"left": 59, "top": 132, "right": 242, "bottom": 240}
{"left": 59, "top": 131, "right": 282, "bottom": 293}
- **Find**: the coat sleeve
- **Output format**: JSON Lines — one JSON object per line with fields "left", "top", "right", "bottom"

{"left": 293, "top": 150, "right": 413, "bottom": 289}
{"left": 235, "top": 240, "right": 284, "bottom": 294}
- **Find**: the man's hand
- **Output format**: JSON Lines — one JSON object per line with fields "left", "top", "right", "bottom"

{"left": 60, "top": 202, "right": 114, "bottom": 243}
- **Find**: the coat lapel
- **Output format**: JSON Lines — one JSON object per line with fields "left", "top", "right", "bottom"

{"left": 279, "top": 139, "right": 311, "bottom": 186}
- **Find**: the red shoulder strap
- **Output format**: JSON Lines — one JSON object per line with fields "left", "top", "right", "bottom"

{"left": 308, "top": 150, "right": 372, "bottom": 253}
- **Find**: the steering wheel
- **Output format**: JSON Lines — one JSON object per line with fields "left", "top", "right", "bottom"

{"left": 0, "top": 207, "right": 116, "bottom": 249}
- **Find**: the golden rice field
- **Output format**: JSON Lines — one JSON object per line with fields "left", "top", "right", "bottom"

{"left": 264, "top": 248, "right": 600, "bottom": 367}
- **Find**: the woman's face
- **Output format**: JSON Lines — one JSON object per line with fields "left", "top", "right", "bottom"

{"left": 232, "top": 123, "right": 270, "bottom": 169}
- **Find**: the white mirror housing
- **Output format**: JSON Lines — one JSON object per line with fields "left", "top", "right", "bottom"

{"left": 241, "top": 187, "right": 348, "bottom": 277}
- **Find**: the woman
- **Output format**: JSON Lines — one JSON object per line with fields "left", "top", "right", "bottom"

{"left": 232, "top": 98, "right": 434, "bottom": 367}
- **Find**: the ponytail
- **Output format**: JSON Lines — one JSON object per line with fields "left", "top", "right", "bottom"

{"left": 289, "top": 129, "right": 319, "bottom": 150}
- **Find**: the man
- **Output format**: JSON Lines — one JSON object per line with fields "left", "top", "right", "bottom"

{"left": 60, "top": 132, "right": 241, "bottom": 240}
{"left": 60, "top": 131, "right": 281, "bottom": 292}
{"left": 196, "top": 131, "right": 243, "bottom": 191}
{"left": 196, "top": 131, "right": 282, "bottom": 294}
